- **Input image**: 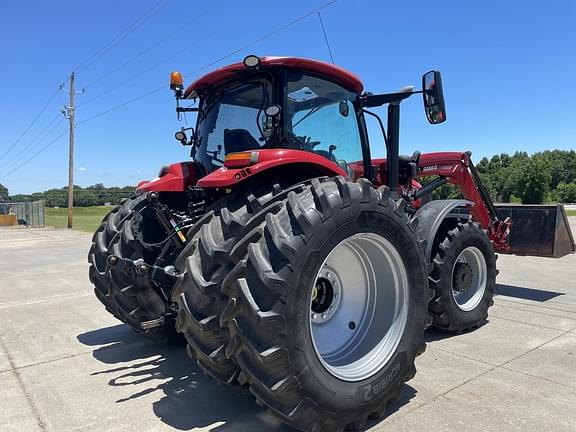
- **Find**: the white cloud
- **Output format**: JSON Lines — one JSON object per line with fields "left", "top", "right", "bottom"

{"left": 136, "top": 170, "right": 142, "bottom": 174}
{"left": 79, "top": 167, "right": 87, "bottom": 171}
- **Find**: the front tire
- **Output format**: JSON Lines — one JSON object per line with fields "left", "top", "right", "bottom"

{"left": 220, "top": 178, "right": 430, "bottom": 432}
{"left": 428, "top": 221, "right": 497, "bottom": 333}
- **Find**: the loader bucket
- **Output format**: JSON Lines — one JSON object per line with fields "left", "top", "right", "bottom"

{"left": 495, "top": 204, "right": 575, "bottom": 258}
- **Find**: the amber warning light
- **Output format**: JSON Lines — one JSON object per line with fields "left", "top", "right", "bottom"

{"left": 170, "top": 71, "right": 184, "bottom": 93}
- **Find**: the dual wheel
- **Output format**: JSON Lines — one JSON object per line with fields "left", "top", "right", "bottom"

{"left": 173, "top": 178, "right": 431, "bottom": 431}
{"left": 88, "top": 193, "right": 183, "bottom": 344}
{"left": 89, "top": 179, "right": 497, "bottom": 432}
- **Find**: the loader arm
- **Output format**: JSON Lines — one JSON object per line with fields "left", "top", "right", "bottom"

{"left": 413, "top": 152, "right": 574, "bottom": 257}
{"left": 414, "top": 151, "right": 512, "bottom": 252}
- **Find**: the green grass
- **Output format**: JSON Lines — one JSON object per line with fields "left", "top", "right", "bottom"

{"left": 45, "top": 206, "right": 111, "bottom": 232}
{"left": 42, "top": 204, "right": 575, "bottom": 233}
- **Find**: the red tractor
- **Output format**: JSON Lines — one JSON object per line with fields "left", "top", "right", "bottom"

{"left": 88, "top": 56, "right": 574, "bottom": 431}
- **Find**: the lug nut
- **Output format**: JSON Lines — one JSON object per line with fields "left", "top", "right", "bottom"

{"left": 312, "top": 313, "right": 317, "bottom": 320}
{"left": 139, "top": 264, "right": 148, "bottom": 273}
{"left": 108, "top": 256, "right": 117, "bottom": 265}
{"left": 321, "top": 314, "right": 327, "bottom": 319}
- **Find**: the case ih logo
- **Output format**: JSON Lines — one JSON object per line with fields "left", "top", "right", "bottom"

{"left": 422, "top": 165, "right": 438, "bottom": 172}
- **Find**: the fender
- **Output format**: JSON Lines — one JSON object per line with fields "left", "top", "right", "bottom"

{"left": 197, "top": 149, "right": 347, "bottom": 188}
{"left": 136, "top": 161, "right": 203, "bottom": 193}
{"left": 413, "top": 199, "right": 474, "bottom": 260}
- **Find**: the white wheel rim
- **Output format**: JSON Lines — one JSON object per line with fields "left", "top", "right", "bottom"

{"left": 309, "top": 233, "right": 409, "bottom": 382}
{"left": 451, "top": 246, "right": 487, "bottom": 311}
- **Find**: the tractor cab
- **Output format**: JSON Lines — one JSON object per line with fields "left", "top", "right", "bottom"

{"left": 171, "top": 56, "right": 372, "bottom": 180}
{"left": 170, "top": 55, "right": 446, "bottom": 191}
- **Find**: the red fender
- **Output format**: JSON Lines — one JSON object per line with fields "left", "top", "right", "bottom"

{"left": 136, "top": 162, "right": 202, "bottom": 193}
{"left": 197, "top": 149, "right": 348, "bottom": 188}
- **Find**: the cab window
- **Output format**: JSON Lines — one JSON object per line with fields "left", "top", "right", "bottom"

{"left": 286, "top": 73, "right": 364, "bottom": 177}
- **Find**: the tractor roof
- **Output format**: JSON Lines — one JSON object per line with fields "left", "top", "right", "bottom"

{"left": 184, "top": 56, "right": 363, "bottom": 98}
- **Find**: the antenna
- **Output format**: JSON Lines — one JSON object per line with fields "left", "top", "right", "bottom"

{"left": 317, "top": 11, "right": 335, "bottom": 64}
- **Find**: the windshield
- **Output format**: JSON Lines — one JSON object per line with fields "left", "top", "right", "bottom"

{"left": 285, "top": 73, "right": 364, "bottom": 177}
{"left": 195, "top": 79, "right": 272, "bottom": 171}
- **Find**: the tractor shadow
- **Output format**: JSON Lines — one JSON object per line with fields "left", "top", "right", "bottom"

{"left": 77, "top": 325, "right": 290, "bottom": 431}
{"left": 78, "top": 325, "right": 417, "bottom": 431}
{"left": 495, "top": 283, "right": 565, "bottom": 302}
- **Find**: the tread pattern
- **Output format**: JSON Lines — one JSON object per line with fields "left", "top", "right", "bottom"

{"left": 219, "top": 177, "right": 432, "bottom": 432}
{"left": 428, "top": 221, "right": 497, "bottom": 333}
{"left": 88, "top": 193, "right": 182, "bottom": 343}
{"left": 172, "top": 181, "right": 315, "bottom": 385}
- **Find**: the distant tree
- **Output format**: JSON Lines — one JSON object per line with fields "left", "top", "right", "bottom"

{"left": 512, "top": 157, "right": 552, "bottom": 204}
{"left": 557, "top": 182, "right": 576, "bottom": 203}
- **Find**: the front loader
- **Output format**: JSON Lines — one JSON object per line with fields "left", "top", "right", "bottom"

{"left": 88, "top": 55, "right": 575, "bottom": 431}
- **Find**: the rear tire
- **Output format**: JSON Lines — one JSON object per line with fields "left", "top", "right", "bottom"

{"left": 220, "top": 178, "right": 430, "bottom": 432}
{"left": 88, "top": 193, "right": 183, "bottom": 344}
{"left": 172, "top": 181, "right": 316, "bottom": 384}
{"left": 428, "top": 221, "right": 497, "bottom": 333}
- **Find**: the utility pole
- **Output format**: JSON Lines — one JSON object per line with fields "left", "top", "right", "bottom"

{"left": 61, "top": 73, "right": 82, "bottom": 229}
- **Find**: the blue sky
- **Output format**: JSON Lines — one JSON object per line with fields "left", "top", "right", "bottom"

{"left": 1, "top": 0, "right": 574, "bottom": 194}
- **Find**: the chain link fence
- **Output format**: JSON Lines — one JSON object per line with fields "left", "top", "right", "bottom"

{"left": 0, "top": 201, "right": 45, "bottom": 227}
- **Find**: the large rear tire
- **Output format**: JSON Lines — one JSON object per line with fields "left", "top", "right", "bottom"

{"left": 428, "top": 221, "right": 497, "bottom": 333}
{"left": 172, "top": 181, "right": 314, "bottom": 384}
{"left": 88, "top": 193, "right": 183, "bottom": 344}
{"left": 220, "top": 178, "right": 430, "bottom": 432}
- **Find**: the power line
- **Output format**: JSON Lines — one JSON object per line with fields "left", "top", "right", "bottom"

{"left": 78, "top": 33, "right": 212, "bottom": 108}
{"left": 2, "top": 113, "right": 64, "bottom": 169}
{"left": 82, "top": 12, "right": 206, "bottom": 89}
{"left": 76, "top": 0, "right": 339, "bottom": 125}
{"left": 183, "top": 0, "right": 339, "bottom": 79}
{"left": 77, "top": 85, "right": 165, "bottom": 126}
{"left": 0, "top": 129, "right": 68, "bottom": 180}
{"left": 0, "top": 87, "right": 60, "bottom": 162}
{"left": 74, "top": 0, "right": 170, "bottom": 73}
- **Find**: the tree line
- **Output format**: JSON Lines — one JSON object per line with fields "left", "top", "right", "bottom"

{"left": 428, "top": 149, "right": 576, "bottom": 204}
{"left": 1, "top": 183, "right": 136, "bottom": 207}
{"left": 1, "top": 150, "right": 575, "bottom": 206}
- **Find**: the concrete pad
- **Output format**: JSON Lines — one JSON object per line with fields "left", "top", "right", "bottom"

{"left": 19, "top": 327, "right": 291, "bottom": 432}
{"left": 494, "top": 296, "right": 576, "bottom": 320}
{"left": 489, "top": 303, "right": 576, "bottom": 331}
{"left": 0, "top": 371, "right": 43, "bottom": 432}
{"left": 374, "top": 367, "right": 576, "bottom": 431}
{"left": 0, "top": 295, "right": 121, "bottom": 369}
{"left": 409, "top": 347, "right": 492, "bottom": 403}
{"left": 504, "top": 331, "right": 576, "bottom": 390}
{"left": 1, "top": 223, "right": 575, "bottom": 432}
{"left": 425, "top": 316, "right": 563, "bottom": 366}
{"left": 0, "top": 229, "right": 90, "bottom": 284}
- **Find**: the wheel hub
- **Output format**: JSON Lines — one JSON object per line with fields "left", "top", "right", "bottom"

{"left": 451, "top": 246, "right": 488, "bottom": 311}
{"left": 452, "top": 262, "right": 473, "bottom": 293}
{"left": 311, "top": 269, "right": 341, "bottom": 323}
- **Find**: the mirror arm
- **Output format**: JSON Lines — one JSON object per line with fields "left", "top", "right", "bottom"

{"left": 362, "top": 90, "right": 421, "bottom": 108}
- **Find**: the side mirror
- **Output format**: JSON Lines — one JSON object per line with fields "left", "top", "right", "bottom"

{"left": 422, "top": 70, "right": 446, "bottom": 124}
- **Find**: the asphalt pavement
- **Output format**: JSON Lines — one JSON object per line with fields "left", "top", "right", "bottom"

{"left": 1, "top": 220, "right": 575, "bottom": 432}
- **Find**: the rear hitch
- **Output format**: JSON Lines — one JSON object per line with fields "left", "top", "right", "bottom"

{"left": 106, "top": 255, "right": 179, "bottom": 287}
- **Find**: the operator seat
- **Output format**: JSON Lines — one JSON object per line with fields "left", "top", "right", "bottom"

{"left": 224, "top": 128, "right": 260, "bottom": 154}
